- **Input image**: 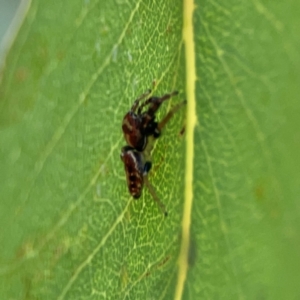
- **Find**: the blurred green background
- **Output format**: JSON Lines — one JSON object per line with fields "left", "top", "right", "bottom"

{"left": 0, "top": 0, "right": 21, "bottom": 45}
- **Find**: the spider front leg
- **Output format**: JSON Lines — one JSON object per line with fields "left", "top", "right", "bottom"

{"left": 145, "top": 99, "right": 186, "bottom": 139}
{"left": 138, "top": 91, "right": 179, "bottom": 116}
{"left": 157, "top": 100, "right": 187, "bottom": 131}
{"left": 131, "top": 89, "right": 152, "bottom": 113}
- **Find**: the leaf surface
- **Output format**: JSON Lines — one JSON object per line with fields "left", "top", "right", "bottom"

{"left": 0, "top": 0, "right": 299, "bottom": 299}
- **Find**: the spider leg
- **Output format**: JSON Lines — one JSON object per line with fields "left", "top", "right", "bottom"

{"left": 138, "top": 91, "right": 179, "bottom": 116}
{"left": 143, "top": 174, "right": 168, "bottom": 217}
{"left": 131, "top": 89, "right": 151, "bottom": 112}
{"left": 157, "top": 100, "right": 187, "bottom": 131}
{"left": 143, "top": 161, "right": 152, "bottom": 175}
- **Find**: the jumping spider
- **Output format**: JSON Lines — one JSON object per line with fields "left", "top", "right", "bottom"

{"left": 121, "top": 89, "right": 186, "bottom": 216}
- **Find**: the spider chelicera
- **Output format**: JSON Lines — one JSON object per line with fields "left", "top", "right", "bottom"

{"left": 120, "top": 89, "right": 186, "bottom": 216}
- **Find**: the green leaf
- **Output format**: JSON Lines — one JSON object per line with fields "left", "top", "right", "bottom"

{"left": 1, "top": 0, "right": 299, "bottom": 299}
{"left": 182, "top": 0, "right": 300, "bottom": 299}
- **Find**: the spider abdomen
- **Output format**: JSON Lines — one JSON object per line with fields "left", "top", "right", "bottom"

{"left": 120, "top": 146, "right": 144, "bottom": 198}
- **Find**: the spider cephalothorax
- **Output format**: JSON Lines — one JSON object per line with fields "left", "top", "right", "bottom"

{"left": 122, "top": 90, "right": 179, "bottom": 151}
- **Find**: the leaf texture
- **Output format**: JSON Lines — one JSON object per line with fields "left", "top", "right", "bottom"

{"left": 1, "top": 0, "right": 300, "bottom": 299}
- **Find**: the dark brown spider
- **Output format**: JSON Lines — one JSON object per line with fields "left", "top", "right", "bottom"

{"left": 120, "top": 89, "right": 186, "bottom": 216}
